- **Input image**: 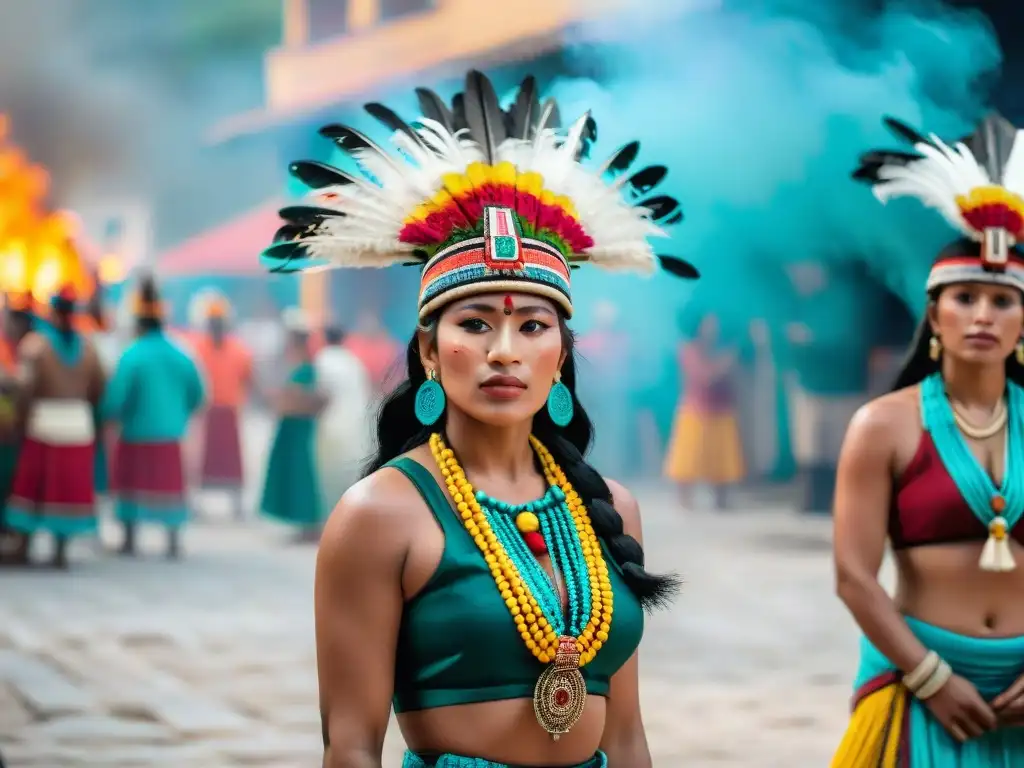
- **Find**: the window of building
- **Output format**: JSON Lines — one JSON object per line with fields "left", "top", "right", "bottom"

{"left": 379, "top": 0, "right": 433, "bottom": 22}
{"left": 307, "top": 0, "right": 349, "bottom": 42}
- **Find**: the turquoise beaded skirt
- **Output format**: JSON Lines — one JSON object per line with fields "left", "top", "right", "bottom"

{"left": 401, "top": 751, "right": 606, "bottom": 768}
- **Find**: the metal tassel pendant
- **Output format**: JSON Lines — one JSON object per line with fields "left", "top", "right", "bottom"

{"left": 533, "top": 636, "right": 587, "bottom": 740}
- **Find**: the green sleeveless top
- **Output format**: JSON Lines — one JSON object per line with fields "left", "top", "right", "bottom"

{"left": 388, "top": 457, "right": 645, "bottom": 713}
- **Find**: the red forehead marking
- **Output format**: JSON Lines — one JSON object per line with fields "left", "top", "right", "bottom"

{"left": 503, "top": 294, "right": 514, "bottom": 314}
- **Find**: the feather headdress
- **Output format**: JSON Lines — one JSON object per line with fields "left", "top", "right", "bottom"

{"left": 854, "top": 113, "right": 1024, "bottom": 293}
{"left": 261, "top": 70, "right": 697, "bottom": 319}
{"left": 188, "top": 289, "right": 232, "bottom": 329}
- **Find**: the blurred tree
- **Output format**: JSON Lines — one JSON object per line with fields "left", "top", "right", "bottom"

{"left": 74, "top": 0, "right": 281, "bottom": 88}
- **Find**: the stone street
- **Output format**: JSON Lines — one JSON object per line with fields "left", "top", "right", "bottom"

{"left": 0, "top": 414, "right": 867, "bottom": 766}
{"left": 0, "top": 494, "right": 867, "bottom": 768}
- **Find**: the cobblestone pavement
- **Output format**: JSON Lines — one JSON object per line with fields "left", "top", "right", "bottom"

{"left": 0, "top": 416, "right": 868, "bottom": 766}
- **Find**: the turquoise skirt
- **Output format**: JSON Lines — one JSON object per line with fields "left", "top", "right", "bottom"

{"left": 402, "top": 751, "right": 606, "bottom": 768}
{"left": 835, "top": 616, "right": 1024, "bottom": 766}
{"left": 259, "top": 416, "right": 322, "bottom": 528}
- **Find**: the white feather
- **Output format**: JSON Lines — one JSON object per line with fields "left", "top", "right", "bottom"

{"left": 292, "top": 105, "right": 667, "bottom": 275}
{"left": 867, "top": 136, "right": 994, "bottom": 237}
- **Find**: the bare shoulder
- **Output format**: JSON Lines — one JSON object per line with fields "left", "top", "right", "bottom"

{"left": 319, "top": 466, "right": 425, "bottom": 563}
{"left": 603, "top": 477, "right": 642, "bottom": 540}
{"left": 17, "top": 331, "right": 47, "bottom": 359}
{"left": 844, "top": 386, "right": 920, "bottom": 453}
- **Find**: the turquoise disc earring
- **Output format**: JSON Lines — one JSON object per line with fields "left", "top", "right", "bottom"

{"left": 547, "top": 372, "right": 574, "bottom": 427}
{"left": 415, "top": 369, "right": 446, "bottom": 426}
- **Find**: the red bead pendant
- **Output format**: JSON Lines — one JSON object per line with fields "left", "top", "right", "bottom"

{"left": 523, "top": 531, "right": 548, "bottom": 555}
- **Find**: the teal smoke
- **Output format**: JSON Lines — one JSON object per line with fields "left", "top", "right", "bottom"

{"left": 545, "top": 0, "right": 1001, "bottom": 343}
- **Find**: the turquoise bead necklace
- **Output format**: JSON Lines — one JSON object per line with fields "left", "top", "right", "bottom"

{"left": 473, "top": 484, "right": 593, "bottom": 637}
{"left": 921, "top": 372, "right": 1024, "bottom": 570}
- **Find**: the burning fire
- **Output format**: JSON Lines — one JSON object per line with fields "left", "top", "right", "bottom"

{"left": 0, "top": 115, "right": 100, "bottom": 308}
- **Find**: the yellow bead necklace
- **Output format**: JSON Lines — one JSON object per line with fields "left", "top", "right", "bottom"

{"left": 428, "top": 432, "right": 615, "bottom": 738}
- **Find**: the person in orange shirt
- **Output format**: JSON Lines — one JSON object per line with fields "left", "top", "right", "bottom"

{"left": 189, "top": 294, "right": 252, "bottom": 519}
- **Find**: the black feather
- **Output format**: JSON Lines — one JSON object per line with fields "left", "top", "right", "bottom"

{"left": 851, "top": 164, "right": 881, "bottom": 183}
{"left": 658, "top": 255, "right": 699, "bottom": 279}
{"left": 638, "top": 195, "right": 680, "bottom": 221}
{"left": 415, "top": 87, "right": 456, "bottom": 134}
{"left": 463, "top": 70, "right": 507, "bottom": 164}
{"left": 273, "top": 223, "right": 307, "bottom": 243}
{"left": 574, "top": 115, "right": 598, "bottom": 161}
{"left": 289, "top": 160, "right": 358, "bottom": 189}
{"left": 624, "top": 165, "right": 666, "bottom": 197}
{"left": 883, "top": 116, "right": 928, "bottom": 147}
{"left": 318, "top": 124, "right": 383, "bottom": 156}
{"left": 364, "top": 102, "right": 428, "bottom": 151}
{"left": 966, "top": 113, "right": 1019, "bottom": 184}
{"left": 598, "top": 141, "right": 640, "bottom": 177}
{"left": 278, "top": 205, "right": 344, "bottom": 225}
{"left": 451, "top": 93, "right": 468, "bottom": 133}
{"left": 261, "top": 242, "right": 313, "bottom": 273}
{"left": 662, "top": 210, "right": 684, "bottom": 226}
{"left": 507, "top": 75, "right": 539, "bottom": 140}
{"left": 859, "top": 149, "right": 920, "bottom": 166}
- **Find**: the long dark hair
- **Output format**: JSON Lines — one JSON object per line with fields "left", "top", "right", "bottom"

{"left": 892, "top": 239, "right": 1024, "bottom": 391}
{"left": 365, "top": 317, "right": 679, "bottom": 610}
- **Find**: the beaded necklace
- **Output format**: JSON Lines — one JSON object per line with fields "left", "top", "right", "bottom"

{"left": 920, "top": 372, "right": 1024, "bottom": 571}
{"left": 428, "top": 433, "right": 614, "bottom": 739}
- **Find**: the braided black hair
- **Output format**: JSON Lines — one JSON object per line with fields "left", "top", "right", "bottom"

{"left": 364, "top": 316, "right": 679, "bottom": 611}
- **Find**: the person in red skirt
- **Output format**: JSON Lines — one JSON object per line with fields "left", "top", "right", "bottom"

{"left": 5, "top": 285, "right": 106, "bottom": 568}
{"left": 103, "top": 275, "right": 205, "bottom": 558}
{"left": 189, "top": 293, "right": 252, "bottom": 519}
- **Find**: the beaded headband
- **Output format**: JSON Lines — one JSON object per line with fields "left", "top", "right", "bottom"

{"left": 854, "top": 113, "right": 1024, "bottom": 294}
{"left": 260, "top": 70, "right": 699, "bottom": 320}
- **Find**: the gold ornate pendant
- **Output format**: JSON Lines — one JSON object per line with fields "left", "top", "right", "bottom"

{"left": 533, "top": 636, "right": 587, "bottom": 740}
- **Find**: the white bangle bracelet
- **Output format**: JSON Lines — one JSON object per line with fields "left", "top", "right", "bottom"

{"left": 903, "top": 651, "right": 940, "bottom": 693}
{"left": 915, "top": 661, "right": 953, "bottom": 700}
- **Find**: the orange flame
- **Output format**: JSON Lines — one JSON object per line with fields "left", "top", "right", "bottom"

{"left": 0, "top": 116, "right": 100, "bottom": 314}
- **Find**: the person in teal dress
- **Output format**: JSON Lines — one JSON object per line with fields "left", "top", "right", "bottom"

{"left": 259, "top": 308, "right": 326, "bottom": 540}
{"left": 102, "top": 275, "right": 205, "bottom": 558}
{"left": 259, "top": 71, "right": 697, "bottom": 768}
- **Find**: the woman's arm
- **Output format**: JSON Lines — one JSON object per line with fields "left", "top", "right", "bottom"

{"left": 315, "top": 480, "right": 407, "bottom": 768}
{"left": 599, "top": 480, "right": 651, "bottom": 768}
{"left": 834, "top": 398, "right": 997, "bottom": 738}
{"left": 833, "top": 399, "right": 930, "bottom": 673}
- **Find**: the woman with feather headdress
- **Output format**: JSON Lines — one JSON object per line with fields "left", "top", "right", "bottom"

{"left": 101, "top": 274, "right": 204, "bottom": 558}
{"left": 832, "top": 114, "right": 1024, "bottom": 764}
{"left": 263, "top": 70, "right": 697, "bottom": 768}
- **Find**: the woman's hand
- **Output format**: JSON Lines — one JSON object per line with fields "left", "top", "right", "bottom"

{"left": 923, "top": 674, "right": 998, "bottom": 741}
{"left": 991, "top": 672, "right": 1024, "bottom": 726}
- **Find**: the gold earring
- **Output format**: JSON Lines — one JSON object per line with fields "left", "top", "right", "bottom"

{"left": 929, "top": 336, "right": 942, "bottom": 361}
{"left": 1016, "top": 340, "right": 1024, "bottom": 365}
